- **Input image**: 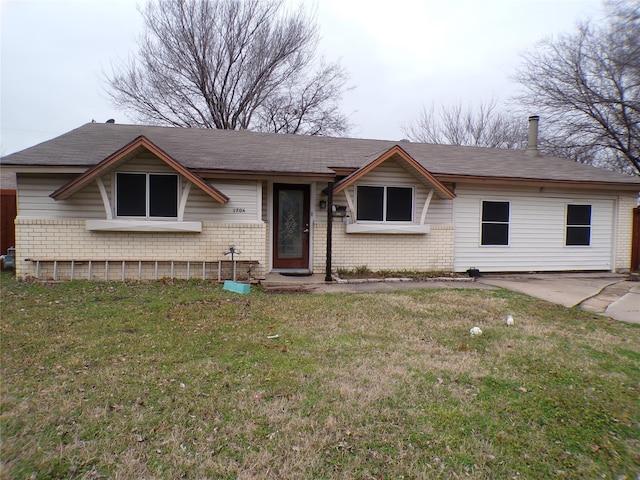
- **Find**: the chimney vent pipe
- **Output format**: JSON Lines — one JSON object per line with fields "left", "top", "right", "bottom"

{"left": 526, "top": 115, "right": 539, "bottom": 156}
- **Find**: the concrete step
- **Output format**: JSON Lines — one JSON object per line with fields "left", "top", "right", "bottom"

{"left": 261, "top": 273, "right": 329, "bottom": 287}
{"left": 261, "top": 284, "right": 315, "bottom": 294}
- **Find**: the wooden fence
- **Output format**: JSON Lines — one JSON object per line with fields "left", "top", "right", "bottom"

{"left": 1, "top": 189, "right": 16, "bottom": 257}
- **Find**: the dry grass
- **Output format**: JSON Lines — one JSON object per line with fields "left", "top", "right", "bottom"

{"left": 1, "top": 274, "right": 639, "bottom": 479}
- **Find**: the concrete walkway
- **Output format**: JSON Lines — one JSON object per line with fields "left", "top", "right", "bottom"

{"left": 580, "top": 281, "right": 640, "bottom": 322}
{"left": 261, "top": 273, "right": 490, "bottom": 294}
{"left": 261, "top": 272, "right": 640, "bottom": 324}
{"left": 477, "top": 273, "right": 640, "bottom": 324}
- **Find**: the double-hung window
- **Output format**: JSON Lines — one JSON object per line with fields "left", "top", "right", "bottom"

{"left": 481, "top": 201, "right": 510, "bottom": 246}
{"left": 116, "top": 172, "right": 179, "bottom": 218}
{"left": 356, "top": 186, "right": 413, "bottom": 222}
{"left": 565, "top": 204, "right": 591, "bottom": 246}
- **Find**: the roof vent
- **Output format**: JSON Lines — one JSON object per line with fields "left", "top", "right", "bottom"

{"left": 526, "top": 115, "right": 539, "bottom": 157}
{"left": 106, "top": 119, "right": 115, "bottom": 124}
{"left": 399, "top": 138, "right": 411, "bottom": 143}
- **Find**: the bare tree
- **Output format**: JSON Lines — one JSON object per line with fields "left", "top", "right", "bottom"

{"left": 254, "top": 60, "right": 351, "bottom": 135}
{"left": 514, "top": 0, "right": 640, "bottom": 175}
{"left": 106, "top": 0, "right": 350, "bottom": 136}
{"left": 403, "top": 99, "right": 527, "bottom": 149}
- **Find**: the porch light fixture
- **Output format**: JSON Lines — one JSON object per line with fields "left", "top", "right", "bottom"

{"left": 319, "top": 200, "right": 327, "bottom": 209}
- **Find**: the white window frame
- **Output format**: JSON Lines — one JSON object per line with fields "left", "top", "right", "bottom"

{"left": 480, "top": 200, "right": 510, "bottom": 247}
{"left": 115, "top": 172, "right": 180, "bottom": 219}
{"left": 355, "top": 184, "right": 414, "bottom": 223}
{"left": 565, "top": 203, "right": 592, "bottom": 247}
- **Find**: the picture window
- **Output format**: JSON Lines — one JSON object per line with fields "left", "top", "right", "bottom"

{"left": 356, "top": 186, "right": 413, "bottom": 222}
{"left": 116, "top": 172, "right": 178, "bottom": 218}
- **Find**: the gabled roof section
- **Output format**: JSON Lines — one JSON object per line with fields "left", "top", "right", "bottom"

{"left": 332, "top": 145, "right": 456, "bottom": 199}
{"left": 4, "top": 123, "right": 639, "bottom": 190}
{"left": 50, "top": 135, "right": 229, "bottom": 203}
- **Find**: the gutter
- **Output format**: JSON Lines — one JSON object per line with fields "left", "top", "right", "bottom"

{"left": 433, "top": 174, "right": 640, "bottom": 191}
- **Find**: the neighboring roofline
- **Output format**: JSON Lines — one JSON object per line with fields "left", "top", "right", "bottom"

{"left": 435, "top": 174, "right": 640, "bottom": 191}
{"left": 50, "top": 136, "right": 229, "bottom": 204}
{"left": 332, "top": 145, "right": 456, "bottom": 199}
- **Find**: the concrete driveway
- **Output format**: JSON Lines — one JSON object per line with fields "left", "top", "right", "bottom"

{"left": 478, "top": 273, "right": 640, "bottom": 324}
{"left": 262, "top": 272, "right": 639, "bottom": 324}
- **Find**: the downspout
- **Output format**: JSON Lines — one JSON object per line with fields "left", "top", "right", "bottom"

{"left": 325, "top": 181, "right": 334, "bottom": 282}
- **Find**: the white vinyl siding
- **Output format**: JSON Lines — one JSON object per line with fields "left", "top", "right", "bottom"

{"left": 330, "top": 189, "right": 452, "bottom": 225}
{"left": 117, "top": 154, "right": 175, "bottom": 173}
{"left": 17, "top": 174, "right": 106, "bottom": 219}
{"left": 261, "top": 181, "right": 269, "bottom": 222}
{"left": 115, "top": 172, "right": 179, "bottom": 218}
{"left": 565, "top": 204, "right": 592, "bottom": 246}
{"left": 17, "top": 153, "right": 264, "bottom": 224}
{"left": 426, "top": 183, "right": 454, "bottom": 225}
{"left": 113, "top": 156, "right": 180, "bottom": 218}
{"left": 481, "top": 201, "right": 510, "bottom": 246}
{"left": 454, "top": 185, "right": 614, "bottom": 272}
{"left": 327, "top": 160, "right": 453, "bottom": 225}
{"left": 184, "top": 180, "right": 262, "bottom": 222}
{"left": 356, "top": 185, "right": 414, "bottom": 222}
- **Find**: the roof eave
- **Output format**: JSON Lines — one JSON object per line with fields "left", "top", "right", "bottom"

{"left": 193, "top": 169, "right": 337, "bottom": 180}
{"left": 332, "top": 145, "right": 456, "bottom": 199}
{"left": 1, "top": 166, "right": 91, "bottom": 174}
{"left": 50, "top": 136, "right": 229, "bottom": 204}
{"left": 435, "top": 174, "right": 640, "bottom": 191}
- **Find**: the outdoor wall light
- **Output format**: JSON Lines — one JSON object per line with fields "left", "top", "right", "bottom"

{"left": 319, "top": 200, "right": 327, "bottom": 209}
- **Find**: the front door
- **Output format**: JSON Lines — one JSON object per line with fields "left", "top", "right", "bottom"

{"left": 273, "top": 184, "right": 310, "bottom": 270}
{"left": 632, "top": 207, "right": 640, "bottom": 272}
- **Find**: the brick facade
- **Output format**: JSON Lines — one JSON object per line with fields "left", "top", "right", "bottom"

{"left": 13, "top": 195, "right": 635, "bottom": 280}
{"left": 313, "top": 222, "right": 454, "bottom": 273}
{"left": 615, "top": 195, "right": 637, "bottom": 272}
{"left": 15, "top": 219, "right": 268, "bottom": 280}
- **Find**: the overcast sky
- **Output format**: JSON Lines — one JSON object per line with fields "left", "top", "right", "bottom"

{"left": 1, "top": 0, "right": 604, "bottom": 156}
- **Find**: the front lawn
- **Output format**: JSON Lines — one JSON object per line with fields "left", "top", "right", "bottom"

{"left": 1, "top": 273, "right": 638, "bottom": 478}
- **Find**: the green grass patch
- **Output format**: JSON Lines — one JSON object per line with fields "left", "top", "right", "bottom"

{"left": 1, "top": 272, "right": 639, "bottom": 478}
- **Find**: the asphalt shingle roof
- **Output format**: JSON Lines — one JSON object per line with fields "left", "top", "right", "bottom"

{"left": 2, "top": 122, "right": 639, "bottom": 187}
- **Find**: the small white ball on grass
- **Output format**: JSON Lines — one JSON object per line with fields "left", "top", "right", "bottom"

{"left": 506, "top": 315, "right": 514, "bottom": 326}
{"left": 470, "top": 326, "right": 482, "bottom": 336}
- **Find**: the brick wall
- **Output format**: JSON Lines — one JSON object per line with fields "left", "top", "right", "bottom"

{"left": 313, "top": 223, "right": 454, "bottom": 273}
{"left": 15, "top": 219, "right": 268, "bottom": 280}
{"left": 21, "top": 195, "right": 629, "bottom": 279}
{"left": 615, "top": 195, "right": 637, "bottom": 272}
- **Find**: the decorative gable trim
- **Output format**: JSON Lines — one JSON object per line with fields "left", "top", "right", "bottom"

{"left": 332, "top": 145, "right": 455, "bottom": 199}
{"left": 50, "top": 136, "right": 229, "bottom": 204}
